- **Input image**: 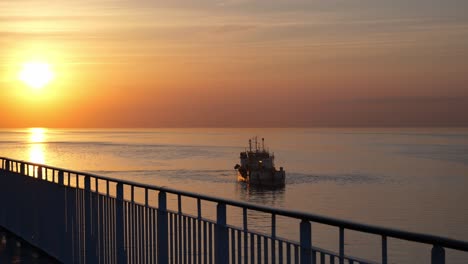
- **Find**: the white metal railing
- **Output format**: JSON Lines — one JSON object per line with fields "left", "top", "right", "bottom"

{"left": 1, "top": 156, "right": 467, "bottom": 264}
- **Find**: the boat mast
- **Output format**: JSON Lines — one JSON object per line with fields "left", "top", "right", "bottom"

{"left": 249, "top": 139, "right": 252, "bottom": 152}
{"left": 262, "top": 138, "right": 265, "bottom": 152}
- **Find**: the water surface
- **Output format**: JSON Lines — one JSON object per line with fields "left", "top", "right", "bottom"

{"left": 1, "top": 128, "right": 467, "bottom": 263}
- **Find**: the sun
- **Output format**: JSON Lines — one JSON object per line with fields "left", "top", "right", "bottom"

{"left": 19, "top": 61, "right": 54, "bottom": 89}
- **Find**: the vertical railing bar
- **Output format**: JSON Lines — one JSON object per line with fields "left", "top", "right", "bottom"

{"left": 250, "top": 233, "right": 255, "bottom": 264}
{"left": 203, "top": 221, "right": 207, "bottom": 264}
{"left": 272, "top": 213, "right": 277, "bottom": 264}
{"left": 175, "top": 213, "right": 179, "bottom": 264}
{"left": 169, "top": 212, "right": 172, "bottom": 264}
{"left": 139, "top": 202, "right": 144, "bottom": 264}
{"left": 137, "top": 203, "right": 141, "bottom": 264}
{"left": 243, "top": 207, "right": 249, "bottom": 264}
{"left": 382, "top": 235, "right": 387, "bottom": 264}
{"left": 114, "top": 188, "right": 118, "bottom": 263}
{"left": 146, "top": 204, "right": 150, "bottom": 264}
{"left": 116, "top": 182, "right": 125, "bottom": 264}
{"left": 237, "top": 229, "right": 241, "bottom": 264}
{"left": 230, "top": 228, "right": 235, "bottom": 264}
{"left": 170, "top": 213, "right": 174, "bottom": 264}
{"left": 339, "top": 227, "right": 344, "bottom": 264}
{"left": 145, "top": 201, "right": 149, "bottom": 264}
{"left": 135, "top": 203, "right": 139, "bottom": 264}
{"left": 131, "top": 201, "right": 134, "bottom": 264}
{"left": 215, "top": 203, "right": 228, "bottom": 264}
{"left": 122, "top": 200, "right": 127, "bottom": 263}
{"left": 145, "top": 188, "right": 149, "bottom": 207}
{"left": 294, "top": 244, "right": 299, "bottom": 264}
{"left": 158, "top": 191, "right": 169, "bottom": 264}
{"left": 431, "top": 245, "right": 445, "bottom": 264}
{"left": 155, "top": 207, "right": 158, "bottom": 264}
{"left": 192, "top": 215, "right": 197, "bottom": 264}
{"left": 179, "top": 211, "right": 183, "bottom": 264}
{"left": 137, "top": 203, "right": 141, "bottom": 263}
{"left": 279, "top": 241, "right": 284, "bottom": 264}
{"left": 188, "top": 217, "right": 192, "bottom": 264}
{"left": 208, "top": 222, "right": 213, "bottom": 264}
{"left": 243, "top": 207, "right": 248, "bottom": 231}
{"left": 147, "top": 210, "right": 152, "bottom": 264}
{"left": 197, "top": 198, "right": 202, "bottom": 219}
{"left": 198, "top": 211, "right": 202, "bottom": 264}
{"left": 300, "top": 220, "right": 312, "bottom": 264}
{"left": 272, "top": 213, "right": 276, "bottom": 238}
{"left": 84, "top": 176, "right": 92, "bottom": 264}
{"left": 178, "top": 194, "right": 182, "bottom": 214}
{"left": 184, "top": 216, "right": 187, "bottom": 264}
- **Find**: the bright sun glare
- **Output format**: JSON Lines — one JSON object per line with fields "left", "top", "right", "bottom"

{"left": 19, "top": 62, "right": 54, "bottom": 89}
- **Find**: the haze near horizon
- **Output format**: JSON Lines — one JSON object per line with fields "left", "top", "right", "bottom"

{"left": 1, "top": 0, "right": 468, "bottom": 127}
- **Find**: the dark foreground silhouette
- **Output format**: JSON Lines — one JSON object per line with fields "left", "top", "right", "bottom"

{"left": 0, "top": 227, "right": 59, "bottom": 264}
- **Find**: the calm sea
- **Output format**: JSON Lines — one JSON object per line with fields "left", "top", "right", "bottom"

{"left": 1, "top": 128, "right": 467, "bottom": 263}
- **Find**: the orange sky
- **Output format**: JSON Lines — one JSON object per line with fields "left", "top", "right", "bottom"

{"left": 1, "top": 0, "right": 468, "bottom": 127}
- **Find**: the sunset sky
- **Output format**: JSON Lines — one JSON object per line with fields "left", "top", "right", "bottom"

{"left": 1, "top": 0, "right": 467, "bottom": 127}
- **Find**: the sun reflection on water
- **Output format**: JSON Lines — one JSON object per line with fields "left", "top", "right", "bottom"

{"left": 28, "top": 128, "right": 46, "bottom": 164}
{"left": 29, "top": 128, "right": 46, "bottom": 143}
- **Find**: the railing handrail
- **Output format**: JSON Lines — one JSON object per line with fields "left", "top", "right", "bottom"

{"left": 2, "top": 156, "right": 468, "bottom": 253}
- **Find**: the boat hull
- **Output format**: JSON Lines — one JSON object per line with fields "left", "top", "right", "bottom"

{"left": 237, "top": 170, "right": 285, "bottom": 187}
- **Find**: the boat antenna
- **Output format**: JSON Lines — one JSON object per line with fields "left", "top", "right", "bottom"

{"left": 249, "top": 139, "right": 252, "bottom": 152}
{"left": 262, "top": 138, "right": 265, "bottom": 151}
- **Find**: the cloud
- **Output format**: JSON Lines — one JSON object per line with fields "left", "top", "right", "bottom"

{"left": 344, "top": 96, "right": 468, "bottom": 105}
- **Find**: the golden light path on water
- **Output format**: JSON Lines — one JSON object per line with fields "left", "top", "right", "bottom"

{"left": 28, "top": 128, "right": 46, "bottom": 164}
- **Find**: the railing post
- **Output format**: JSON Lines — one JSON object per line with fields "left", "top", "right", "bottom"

{"left": 58, "top": 171, "right": 64, "bottom": 185}
{"left": 20, "top": 162, "right": 25, "bottom": 175}
{"left": 431, "top": 245, "right": 445, "bottom": 264}
{"left": 158, "top": 191, "right": 169, "bottom": 263}
{"left": 339, "top": 227, "right": 344, "bottom": 264}
{"left": 215, "top": 202, "right": 229, "bottom": 264}
{"left": 382, "top": 235, "right": 387, "bottom": 264}
{"left": 84, "top": 176, "right": 95, "bottom": 263}
{"left": 116, "top": 182, "right": 126, "bottom": 264}
{"left": 56, "top": 170, "right": 66, "bottom": 261}
{"left": 300, "top": 219, "right": 312, "bottom": 264}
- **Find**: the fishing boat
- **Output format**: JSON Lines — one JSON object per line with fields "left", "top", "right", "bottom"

{"left": 235, "top": 137, "right": 285, "bottom": 186}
